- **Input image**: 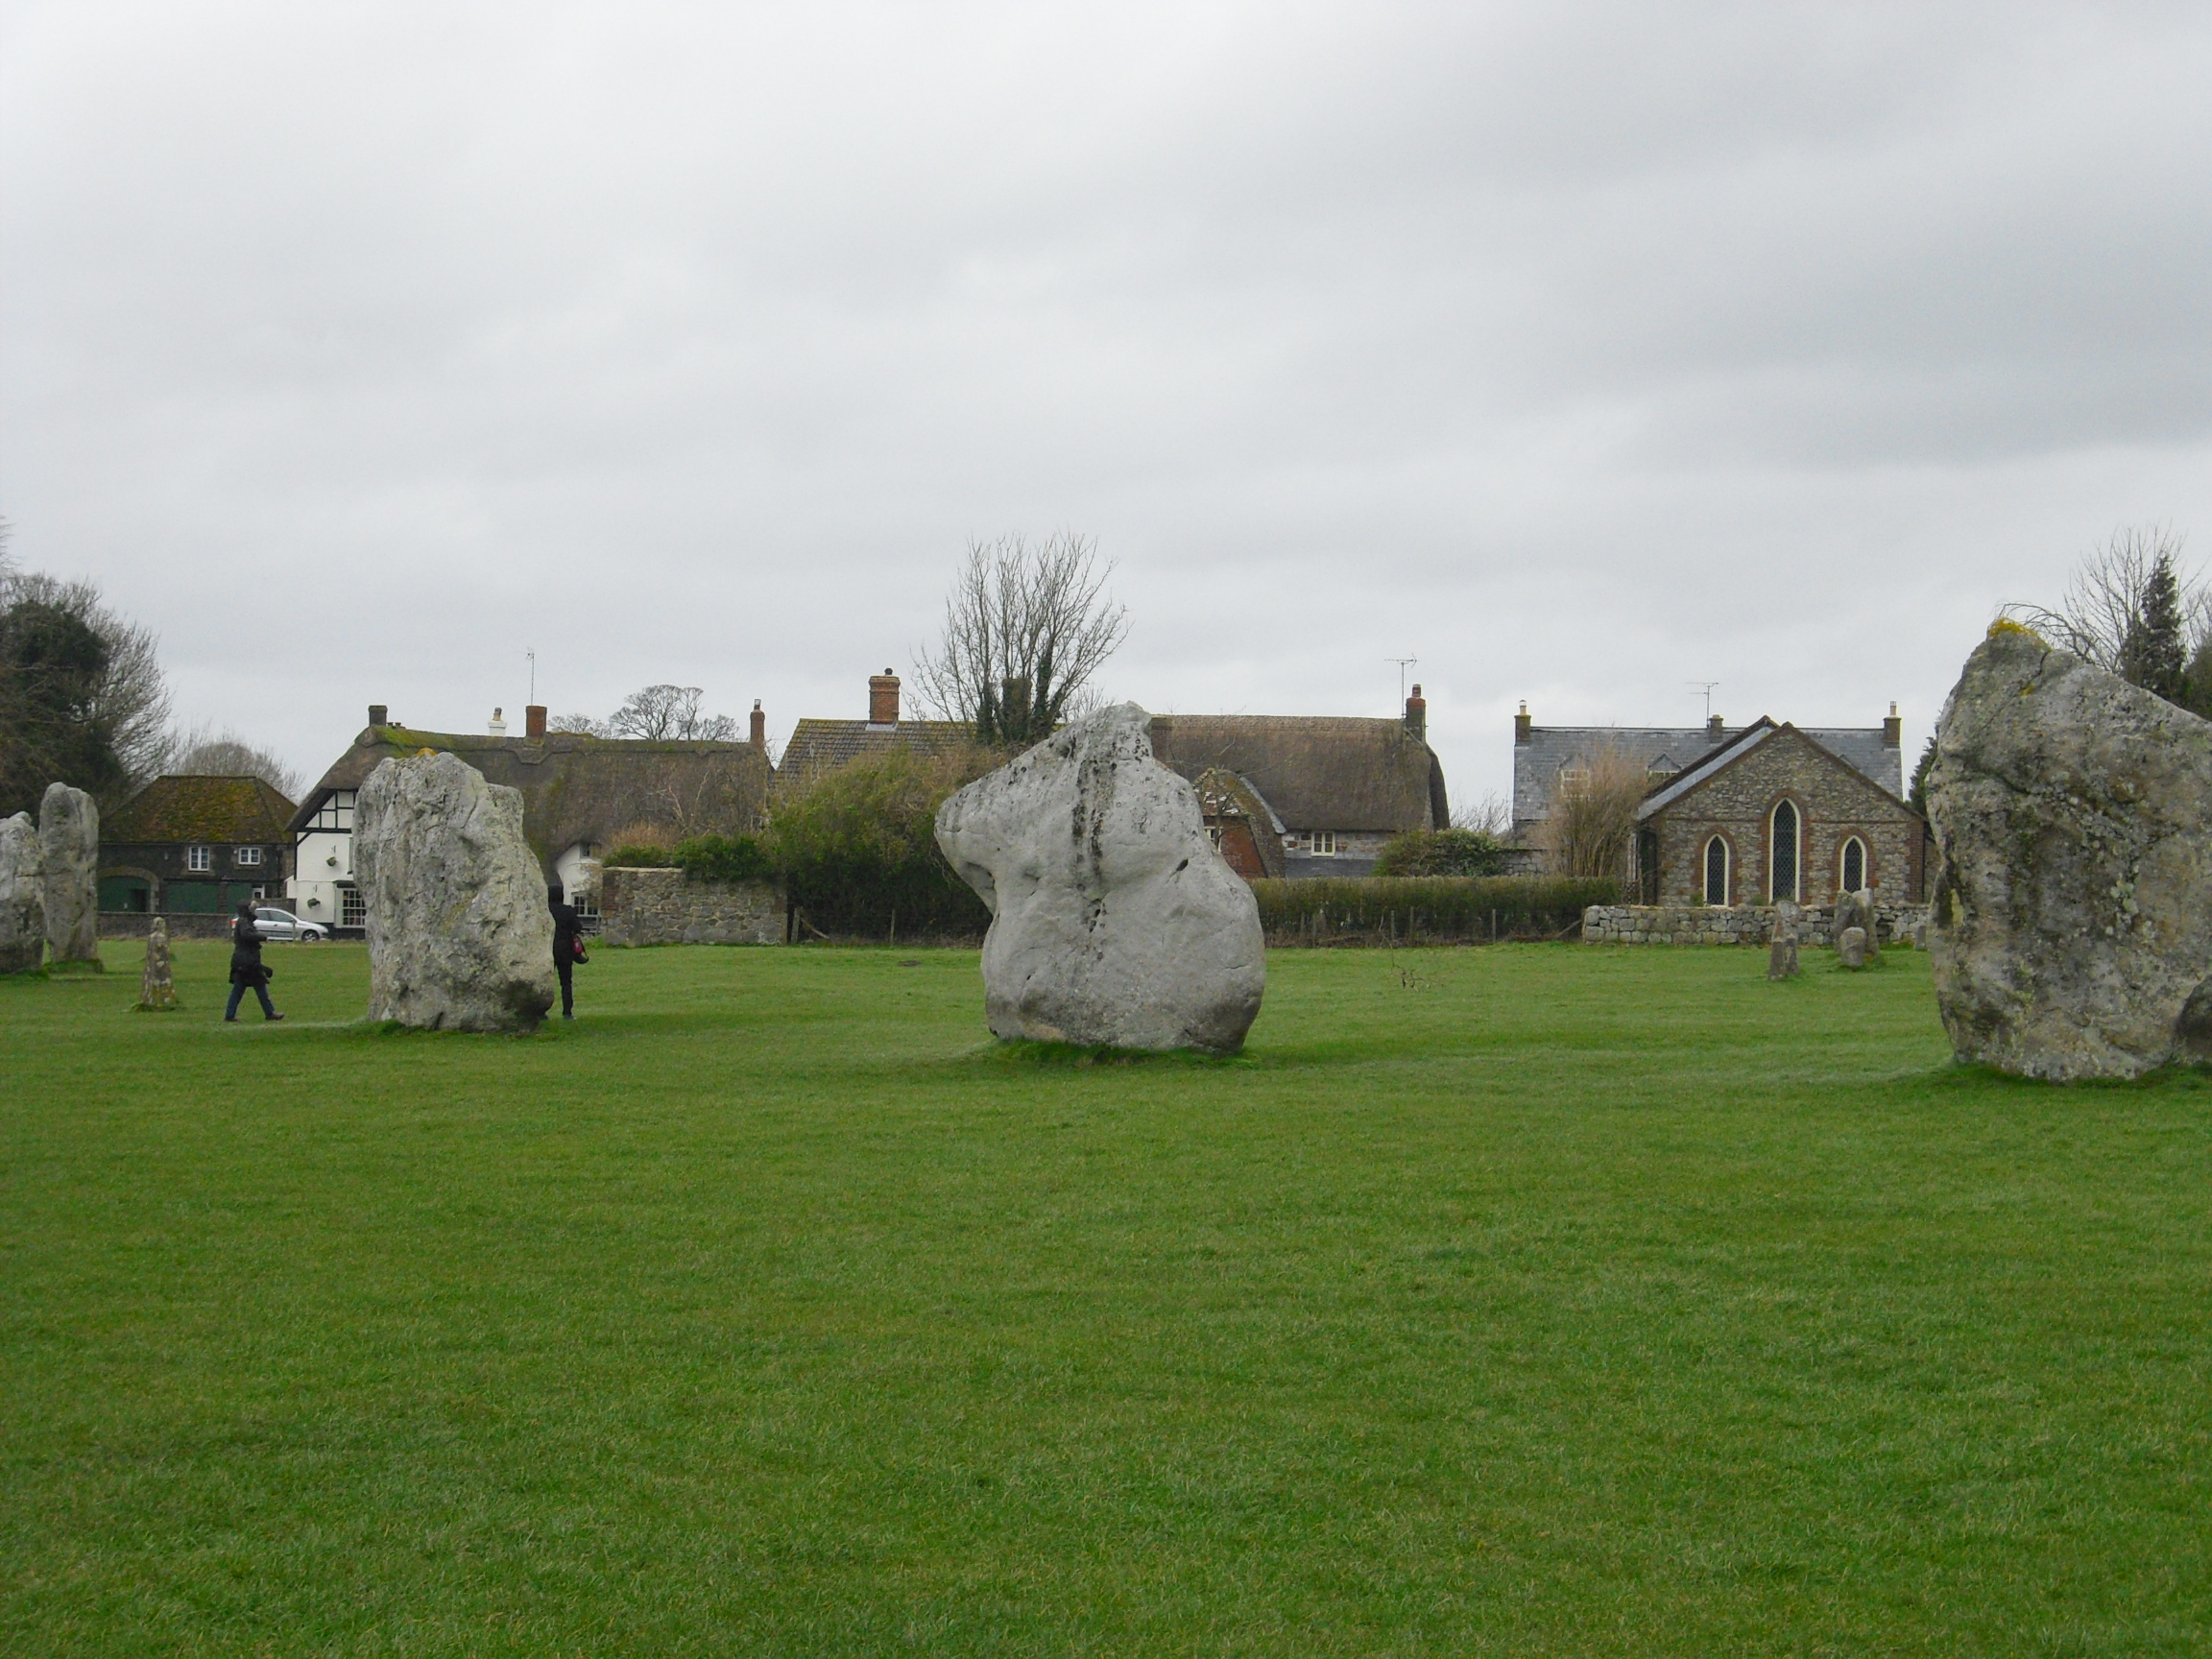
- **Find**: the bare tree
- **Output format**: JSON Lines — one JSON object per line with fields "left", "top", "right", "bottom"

{"left": 1452, "top": 789, "right": 1513, "bottom": 837}
{"left": 911, "top": 532, "right": 1129, "bottom": 746}
{"left": 1532, "top": 743, "right": 1647, "bottom": 880}
{"left": 2005, "top": 524, "right": 2202, "bottom": 676}
{"left": 606, "top": 684, "right": 740, "bottom": 742}
{"left": 167, "top": 720, "right": 303, "bottom": 800}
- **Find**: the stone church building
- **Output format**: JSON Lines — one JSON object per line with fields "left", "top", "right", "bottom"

{"left": 1515, "top": 703, "right": 1928, "bottom": 905}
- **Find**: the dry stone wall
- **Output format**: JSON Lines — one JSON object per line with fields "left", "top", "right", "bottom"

{"left": 1583, "top": 902, "right": 1930, "bottom": 946}
{"left": 597, "top": 867, "right": 783, "bottom": 946}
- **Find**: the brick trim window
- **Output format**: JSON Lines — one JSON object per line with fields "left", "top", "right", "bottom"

{"left": 1703, "top": 835, "right": 1730, "bottom": 905}
{"left": 186, "top": 844, "right": 212, "bottom": 872}
{"left": 1839, "top": 835, "right": 1866, "bottom": 894}
{"left": 1770, "top": 801, "right": 1800, "bottom": 903}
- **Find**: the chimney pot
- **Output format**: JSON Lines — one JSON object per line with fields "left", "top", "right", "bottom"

{"left": 1706, "top": 713, "right": 1726, "bottom": 740}
{"left": 1404, "top": 684, "right": 1428, "bottom": 742}
{"left": 368, "top": 704, "right": 388, "bottom": 727}
{"left": 868, "top": 669, "right": 901, "bottom": 727}
{"left": 1514, "top": 702, "right": 1532, "bottom": 745}
{"left": 1883, "top": 703, "right": 1902, "bottom": 747}
{"left": 750, "top": 700, "right": 766, "bottom": 749}
{"left": 488, "top": 706, "right": 508, "bottom": 736}
{"left": 525, "top": 705, "right": 547, "bottom": 738}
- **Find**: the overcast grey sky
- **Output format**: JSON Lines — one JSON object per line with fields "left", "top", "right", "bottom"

{"left": 5, "top": 2, "right": 2209, "bottom": 806}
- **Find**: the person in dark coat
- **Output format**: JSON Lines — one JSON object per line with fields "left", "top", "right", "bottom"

{"left": 226, "top": 902, "right": 284, "bottom": 1022}
{"left": 549, "top": 882, "right": 580, "bottom": 1020}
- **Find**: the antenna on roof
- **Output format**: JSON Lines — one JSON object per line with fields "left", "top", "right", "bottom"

{"left": 1387, "top": 655, "right": 1418, "bottom": 705}
{"left": 1688, "top": 681, "right": 1719, "bottom": 719}
{"left": 527, "top": 648, "right": 537, "bottom": 704}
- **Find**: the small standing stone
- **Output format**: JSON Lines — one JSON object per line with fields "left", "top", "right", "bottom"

{"left": 38, "top": 783, "right": 101, "bottom": 969}
{"left": 1767, "top": 907, "right": 1801, "bottom": 980}
{"left": 0, "top": 812, "right": 42, "bottom": 974}
{"left": 138, "top": 917, "right": 179, "bottom": 1010}
{"left": 1837, "top": 925, "right": 1868, "bottom": 969}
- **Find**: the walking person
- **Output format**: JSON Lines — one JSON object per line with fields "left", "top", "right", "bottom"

{"left": 549, "top": 882, "right": 582, "bottom": 1020}
{"left": 225, "top": 901, "right": 284, "bottom": 1022}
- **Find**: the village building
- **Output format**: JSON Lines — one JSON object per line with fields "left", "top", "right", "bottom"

{"left": 99, "top": 774, "right": 298, "bottom": 917}
{"left": 773, "top": 671, "right": 976, "bottom": 803}
{"left": 288, "top": 703, "right": 774, "bottom": 933}
{"left": 1512, "top": 701, "right": 1925, "bottom": 903}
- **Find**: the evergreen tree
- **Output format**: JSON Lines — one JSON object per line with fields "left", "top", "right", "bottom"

{"left": 2118, "top": 553, "right": 2188, "bottom": 705}
{"left": 1908, "top": 734, "right": 1937, "bottom": 817}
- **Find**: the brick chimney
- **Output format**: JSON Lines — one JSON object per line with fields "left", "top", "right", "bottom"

{"left": 1883, "top": 701, "right": 1901, "bottom": 747}
{"left": 1404, "top": 684, "right": 1428, "bottom": 742}
{"left": 1706, "top": 713, "right": 1726, "bottom": 741}
{"left": 750, "top": 699, "right": 766, "bottom": 749}
{"left": 525, "top": 705, "right": 547, "bottom": 738}
{"left": 868, "top": 669, "right": 900, "bottom": 728}
{"left": 1514, "top": 701, "right": 1532, "bottom": 745}
{"left": 368, "top": 704, "right": 388, "bottom": 727}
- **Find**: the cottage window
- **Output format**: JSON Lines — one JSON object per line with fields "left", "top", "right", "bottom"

{"left": 1770, "top": 801, "right": 1800, "bottom": 903}
{"left": 1311, "top": 830, "right": 1338, "bottom": 856}
{"left": 185, "top": 845, "right": 212, "bottom": 873}
{"left": 235, "top": 846, "right": 263, "bottom": 867}
{"left": 1206, "top": 825, "right": 1223, "bottom": 850}
{"left": 1703, "top": 836, "right": 1729, "bottom": 905}
{"left": 1839, "top": 835, "right": 1866, "bottom": 895}
{"left": 339, "top": 884, "right": 366, "bottom": 929}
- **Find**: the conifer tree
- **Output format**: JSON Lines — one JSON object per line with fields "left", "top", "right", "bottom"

{"left": 2118, "top": 553, "right": 2188, "bottom": 705}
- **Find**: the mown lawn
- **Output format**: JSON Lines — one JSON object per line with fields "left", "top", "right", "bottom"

{"left": 2, "top": 939, "right": 2207, "bottom": 1655}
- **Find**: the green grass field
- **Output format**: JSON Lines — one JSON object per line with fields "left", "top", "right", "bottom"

{"left": 3, "top": 940, "right": 2208, "bottom": 1655}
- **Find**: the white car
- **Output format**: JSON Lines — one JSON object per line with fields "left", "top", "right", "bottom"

{"left": 246, "top": 905, "right": 328, "bottom": 943}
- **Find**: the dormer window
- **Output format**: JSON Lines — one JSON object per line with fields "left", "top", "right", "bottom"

{"left": 1558, "top": 765, "right": 1590, "bottom": 791}
{"left": 1647, "top": 755, "right": 1679, "bottom": 781}
{"left": 186, "top": 845, "right": 212, "bottom": 872}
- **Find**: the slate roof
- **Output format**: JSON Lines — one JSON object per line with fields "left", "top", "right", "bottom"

{"left": 290, "top": 726, "right": 773, "bottom": 868}
{"left": 106, "top": 775, "right": 298, "bottom": 844}
{"left": 1148, "top": 715, "right": 1446, "bottom": 834}
{"left": 774, "top": 719, "right": 978, "bottom": 799}
{"left": 1514, "top": 721, "right": 1901, "bottom": 828}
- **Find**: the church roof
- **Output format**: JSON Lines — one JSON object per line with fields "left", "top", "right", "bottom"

{"left": 1634, "top": 719, "right": 1918, "bottom": 821}
{"left": 1515, "top": 720, "right": 1901, "bottom": 825}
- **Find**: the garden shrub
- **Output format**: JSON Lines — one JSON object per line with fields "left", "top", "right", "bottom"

{"left": 1250, "top": 876, "right": 1619, "bottom": 945}
{"left": 1374, "top": 827, "right": 1513, "bottom": 878}
{"left": 769, "top": 745, "right": 998, "bottom": 939}
{"left": 603, "top": 844, "right": 679, "bottom": 868}
{"left": 675, "top": 833, "right": 773, "bottom": 883}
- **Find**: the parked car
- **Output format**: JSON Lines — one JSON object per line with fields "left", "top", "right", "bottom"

{"left": 237, "top": 905, "right": 328, "bottom": 943}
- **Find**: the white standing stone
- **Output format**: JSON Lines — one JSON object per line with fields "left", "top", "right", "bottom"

{"left": 935, "top": 703, "right": 1265, "bottom": 1053}
{"left": 0, "top": 812, "right": 42, "bottom": 974}
{"left": 355, "top": 752, "right": 557, "bottom": 1032}
{"left": 38, "top": 782, "right": 100, "bottom": 967}
{"left": 1930, "top": 625, "right": 2212, "bottom": 1079}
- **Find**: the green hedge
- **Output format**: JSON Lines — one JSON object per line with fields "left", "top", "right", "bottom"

{"left": 1249, "top": 876, "right": 1619, "bottom": 946}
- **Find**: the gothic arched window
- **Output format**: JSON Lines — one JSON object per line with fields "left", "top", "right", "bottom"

{"left": 1770, "top": 800, "right": 1800, "bottom": 903}
{"left": 1703, "top": 835, "right": 1729, "bottom": 905}
{"left": 1839, "top": 835, "right": 1866, "bottom": 895}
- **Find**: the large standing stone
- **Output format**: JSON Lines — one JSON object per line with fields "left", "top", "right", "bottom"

{"left": 1834, "top": 888, "right": 1878, "bottom": 967}
{"left": 0, "top": 812, "right": 42, "bottom": 974}
{"left": 355, "top": 752, "right": 557, "bottom": 1031}
{"left": 1837, "top": 926, "right": 1868, "bottom": 969}
{"left": 1929, "top": 624, "right": 2212, "bottom": 1080}
{"left": 934, "top": 703, "right": 1265, "bottom": 1052}
{"left": 138, "top": 917, "right": 179, "bottom": 1010}
{"left": 38, "top": 783, "right": 100, "bottom": 968}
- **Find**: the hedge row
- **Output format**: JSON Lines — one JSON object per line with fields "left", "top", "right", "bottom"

{"left": 1249, "top": 876, "right": 1619, "bottom": 946}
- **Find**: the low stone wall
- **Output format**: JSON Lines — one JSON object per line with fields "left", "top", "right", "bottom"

{"left": 597, "top": 866, "right": 783, "bottom": 947}
{"left": 97, "top": 911, "right": 233, "bottom": 941}
{"left": 1583, "top": 902, "right": 1931, "bottom": 947}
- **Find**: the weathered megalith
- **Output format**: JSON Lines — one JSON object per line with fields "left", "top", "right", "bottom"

{"left": 934, "top": 703, "right": 1265, "bottom": 1052}
{"left": 1835, "top": 888, "right": 1875, "bottom": 950}
{"left": 355, "top": 752, "right": 557, "bottom": 1031}
{"left": 0, "top": 812, "right": 42, "bottom": 974}
{"left": 138, "top": 917, "right": 179, "bottom": 1010}
{"left": 1767, "top": 901, "right": 1801, "bottom": 980}
{"left": 1837, "top": 926, "right": 1868, "bottom": 969}
{"left": 38, "top": 783, "right": 100, "bottom": 968}
{"left": 1928, "top": 623, "right": 2212, "bottom": 1080}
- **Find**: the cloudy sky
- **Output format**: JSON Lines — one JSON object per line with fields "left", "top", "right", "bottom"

{"left": 4, "top": 2, "right": 2209, "bottom": 806}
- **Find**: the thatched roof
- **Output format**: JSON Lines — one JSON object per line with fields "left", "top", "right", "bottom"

{"left": 106, "top": 775, "right": 297, "bottom": 845}
{"left": 774, "top": 718, "right": 977, "bottom": 801}
{"left": 1148, "top": 715, "right": 1446, "bottom": 834}
{"left": 290, "top": 725, "right": 773, "bottom": 870}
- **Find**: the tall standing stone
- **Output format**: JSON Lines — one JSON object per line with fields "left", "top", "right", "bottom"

{"left": 1929, "top": 624, "right": 2212, "bottom": 1079}
{"left": 1834, "top": 888, "right": 1877, "bottom": 965}
{"left": 935, "top": 703, "right": 1265, "bottom": 1053}
{"left": 38, "top": 783, "right": 100, "bottom": 969}
{"left": 0, "top": 812, "right": 42, "bottom": 974}
{"left": 138, "top": 917, "right": 179, "bottom": 1010}
{"left": 355, "top": 752, "right": 557, "bottom": 1032}
{"left": 1767, "top": 901, "right": 1801, "bottom": 980}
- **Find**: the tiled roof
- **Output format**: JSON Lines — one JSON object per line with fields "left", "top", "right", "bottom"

{"left": 774, "top": 719, "right": 977, "bottom": 796}
{"left": 105, "top": 775, "right": 297, "bottom": 844}
{"left": 1515, "top": 721, "right": 1901, "bottom": 826}
{"left": 1149, "top": 714, "right": 1444, "bottom": 834}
